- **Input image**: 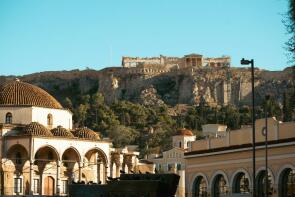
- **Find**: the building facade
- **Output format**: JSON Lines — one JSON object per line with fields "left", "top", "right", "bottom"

{"left": 0, "top": 79, "right": 139, "bottom": 196}
{"left": 152, "top": 128, "right": 196, "bottom": 197}
{"left": 185, "top": 118, "right": 295, "bottom": 197}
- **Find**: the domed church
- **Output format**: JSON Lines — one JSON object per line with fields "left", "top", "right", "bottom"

{"left": 0, "top": 79, "right": 138, "bottom": 196}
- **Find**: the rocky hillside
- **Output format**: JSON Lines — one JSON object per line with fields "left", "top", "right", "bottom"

{"left": 0, "top": 66, "right": 294, "bottom": 107}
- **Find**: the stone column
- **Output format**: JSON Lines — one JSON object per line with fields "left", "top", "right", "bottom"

{"left": 97, "top": 161, "right": 101, "bottom": 183}
{"left": 0, "top": 170, "right": 3, "bottom": 195}
{"left": 105, "top": 165, "right": 108, "bottom": 183}
{"left": 78, "top": 162, "right": 83, "bottom": 182}
{"left": 29, "top": 160, "right": 34, "bottom": 195}
{"left": 56, "top": 160, "right": 61, "bottom": 194}
{"left": 116, "top": 164, "right": 120, "bottom": 177}
{"left": 174, "top": 163, "right": 177, "bottom": 173}
{"left": 178, "top": 170, "right": 185, "bottom": 197}
{"left": 3, "top": 171, "right": 8, "bottom": 195}
{"left": 110, "top": 163, "right": 113, "bottom": 178}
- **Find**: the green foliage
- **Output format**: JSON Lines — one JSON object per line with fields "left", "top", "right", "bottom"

{"left": 111, "top": 101, "right": 149, "bottom": 128}
{"left": 282, "top": 89, "right": 295, "bottom": 122}
{"left": 75, "top": 104, "right": 88, "bottom": 126}
{"left": 64, "top": 97, "right": 73, "bottom": 111}
{"left": 183, "top": 104, "right": 249, "bottom": 130}
{"left": 87, "top": 94, "right": 119, "bottom": 134}
{"left": 107, "top": 125, "right": 139, "bottom": 148}
{"left": 262, "top": 96, "right": 282, "bottom": 119}
{"left": 285, "top": 0, "right": 295, "bottom": 62}
{"left": 239, "top": 106, "right": 251, "bottom": 125}
{"left": 67, "top": 89, "right": 290, "bottom": 157}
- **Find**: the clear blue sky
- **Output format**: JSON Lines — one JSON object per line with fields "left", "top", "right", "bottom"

{"left": 0, "top": 0, "right": 290, "bottom": 75}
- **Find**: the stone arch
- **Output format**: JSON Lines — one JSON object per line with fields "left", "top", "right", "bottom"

{"left": 275, "top": 164, "right": 295, "bottom": 185}
{"left": 122, "top": 154, "right": 135, "bottom": 173}
{"left": 210, "top": 170, "right": 229, "bottom": 188}
{"left": 276, "top": 164, "right": 295, "bottom": 197}
{"left": 84, "top": 148, "right": 108, "bottom": 165}
{"left": 256, "top": 167, "right": 275, "bottom": 196}
{"left": 110, "top": 152, "right": 121, "bottom": 178}
{"left": 61, "top": 147, "right": 81, "bottom": 176}
{"left": 84, "top": 148, "right": 108, "bottom": 184}
{"left": 210, "top": 170, "right": 229, "bottom": 197}
{"left": 34, "top": 145, "right": 60, "bottom": 161}
{"left": 34, "top": 145, "right": 60, "bottom": 173}
{"left": 256, "top": 166, "right": 275, "bottom": 184}
{"left": 62, "top": 147, "right": 81, "bottom": 162}
{"left": 191, "top": 173, "right": 209, "bottom": 197}
{"left": 6, "top": 144, "right": 29, "bottom": 169}
{"left": 5, "top": 145, "right": 30, "bottom": 195}
{"left": 230, "top": 168, "right": 251, "bottom": 194}
{"left": 190, "top": 173, "right": 209, "bottom": 191}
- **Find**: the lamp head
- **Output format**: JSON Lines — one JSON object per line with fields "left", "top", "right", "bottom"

{"left": 241, "top": 58, "right": 252, "bottom": 65}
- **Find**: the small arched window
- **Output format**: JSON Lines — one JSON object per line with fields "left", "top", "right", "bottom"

{"left": 6, "top": 112, "right": 12, "bottom": 124}
{"left": 179, "top": 141, "right": 182, "bottom": 148}
{"left": 47, "top": 114, "right": 53, "bottom": 127}
{"left": 233, "top": 172, "right": 250, "bottom": 194}
{"left": 279, "top": 168, "right": 295, "bottom": 196}
{"left": 212, "top": 175, "right": 228, "bottom": 196}
{"left": 193, "top": 176, "right": 207, "bottom": 197}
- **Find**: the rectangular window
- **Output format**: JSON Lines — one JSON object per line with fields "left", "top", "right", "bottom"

{"left": 168, "top": 164, "right": 172, "bottom": 171}
{"left": 177, "top": 163, "right": 181, "bottom": 171}
{"left": 61, "top": 180, "right": 68, "bottom": 194}
{"left": 33, "top": 179, "right": 39, "bottom": 194}
{"left": 14, "top": 177, "right": 22, "bottom": 194}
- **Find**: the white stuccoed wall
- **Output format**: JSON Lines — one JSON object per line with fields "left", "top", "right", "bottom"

{"left": 31, "top": 107, "right": 72, "bottom": 129}
{"left": 0, "top": 106, "right": 33, "bottom": 125}
{"left": 0, "top": 106, "right": 72, "bottom": 129}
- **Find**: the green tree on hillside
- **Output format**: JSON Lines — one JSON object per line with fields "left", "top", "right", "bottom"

{"left": 75, "top": 104, "right": 88, "bottom": 126}
{"left": 107, "top": 125, "right": 139, "bottom": 148}
{"left": 285, "top": 0, "right": 295, "bottom": 62}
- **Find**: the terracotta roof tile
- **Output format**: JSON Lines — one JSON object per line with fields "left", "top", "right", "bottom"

{"left": 72, "top": 127, "right": 100, "bottom": 140}
{"left": 23, "top": 122, "right": 53, "bottom": 137}
{"left": 0, "top": 79, "right": 62, "bottom": 109}
{"left": 51, "top": 126, "right": 74, "bottom": 138}
{"left": 176, "top": 128, "right": 194, "bottom": 136}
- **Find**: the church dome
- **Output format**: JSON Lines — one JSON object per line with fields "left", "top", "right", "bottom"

{"left": 23, "top": 122, "right": 53, "bottom": 137}
{"left": 72, "top": 127, "right": 100, "bottom": 140}
{"left": 176, "top": 128, "right": 194, "bottom": 136}
{"left": 0, "top": 79, "right": 63, "bottom": 109}
{"left": 51, "top": 126, "right": 74, "bottom": 138}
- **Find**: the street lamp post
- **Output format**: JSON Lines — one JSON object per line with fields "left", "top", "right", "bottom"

{"left": 264, "top": 95, "right": 270, "bottom": 197}
{"left": 241, "top": 58, "right": 256, "bottom": 197}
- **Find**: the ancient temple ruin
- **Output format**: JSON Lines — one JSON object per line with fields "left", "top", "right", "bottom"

{"left": 122, "top": 54, "right": 231, "bottom": 69}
